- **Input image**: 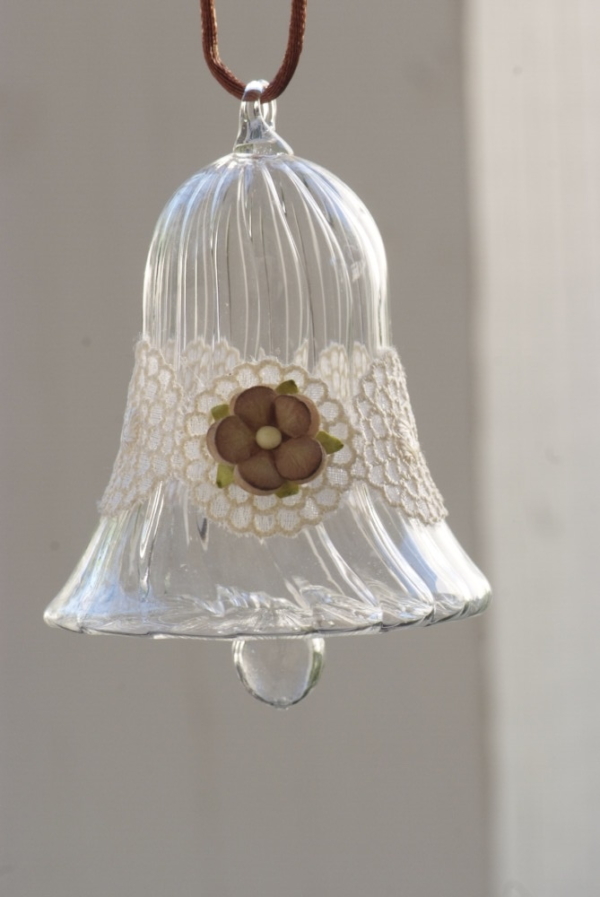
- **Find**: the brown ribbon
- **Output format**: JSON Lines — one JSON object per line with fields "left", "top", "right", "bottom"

{"left": 200, "top": 0, "right": 307, "bottom": 102}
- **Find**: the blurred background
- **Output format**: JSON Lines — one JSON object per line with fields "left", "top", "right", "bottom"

{"left": 1, "top": 1, "right": 598, "bottom": 895}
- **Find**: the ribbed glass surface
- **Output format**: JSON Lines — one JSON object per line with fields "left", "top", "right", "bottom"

{"left": 45, "top": 91, "right": 490, "bottom": 641}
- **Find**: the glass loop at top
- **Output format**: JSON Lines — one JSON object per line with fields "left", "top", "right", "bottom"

{"left": 233, "top": 80, "right": 293, "bottom": 156}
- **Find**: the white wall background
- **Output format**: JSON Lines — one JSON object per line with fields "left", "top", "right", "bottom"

{"left": 468, "top": 1, "right": 600, "bottom": 894}
{"left": 1, "top": 2, "right": 490, "bottom": 896}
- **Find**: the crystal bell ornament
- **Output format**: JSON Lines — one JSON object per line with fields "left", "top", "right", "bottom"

{"left": 45, "top": 83, "right": 491, "bottom": 707}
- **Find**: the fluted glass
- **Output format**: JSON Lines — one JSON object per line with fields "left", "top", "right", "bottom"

{"left": 45, "top": 86, "right": 490, "bottom": 644}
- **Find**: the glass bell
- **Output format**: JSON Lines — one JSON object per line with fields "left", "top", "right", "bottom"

{"left": 45, "top": 83, "right": 491, "bottom": 707}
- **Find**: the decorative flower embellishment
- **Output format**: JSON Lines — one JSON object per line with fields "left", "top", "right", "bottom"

{"left": 206, "top": 380, "right": 343, "bottom": 497}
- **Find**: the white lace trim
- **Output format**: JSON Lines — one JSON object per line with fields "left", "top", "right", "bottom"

{"left": 99, "top": 339, "right": 446, "bottom": 533}
{"left": 353, "top": 348, "right": 447, "bottom": 523}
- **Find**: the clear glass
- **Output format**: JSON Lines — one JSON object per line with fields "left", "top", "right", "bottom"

{"left": 233, "top": 635, "right": 325, "bottom": 708}
{"left": 45, "top": 85, "right": 491, "bottom": 648}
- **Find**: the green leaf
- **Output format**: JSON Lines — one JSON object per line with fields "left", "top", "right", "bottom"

{"left": 316, "top": 430, "right": 344, "bottom": 454}
{"left": 275, "top": 379, "right": 299, "bottom": 395}
{"left": 211, "top": 403, "right": 230, "bottom": 421}
{"left": 216, "top": 463, "right": 235, "bottom": 488}
{"left": 275, "top": 481, "right": 300, "bottom": 498}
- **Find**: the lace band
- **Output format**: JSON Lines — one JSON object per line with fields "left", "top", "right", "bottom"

{"left": 99, "top": 339, "right": 447, "bottom": 536}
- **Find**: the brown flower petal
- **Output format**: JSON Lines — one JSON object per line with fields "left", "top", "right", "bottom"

{"left": 274, "top": 437, "right": 325, "bottom": 483}
{"left": 207, "top": 416, "right": 256, "bottom": 465}
{"left": 274, "top": 395, "right": 320, "bottom": 438}
{"left": 230, "top": 386, "right": 276, "bottom": 431}
{"left": 235, "top": 450, "right": 285, "bottom": 495}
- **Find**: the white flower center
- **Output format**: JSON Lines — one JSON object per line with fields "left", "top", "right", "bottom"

{"left": 255, "top": 425, "right": 283, "bottom": 450}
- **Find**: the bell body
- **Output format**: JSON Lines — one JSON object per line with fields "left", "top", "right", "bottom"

{"left": 45, "top": 89, "right": 490, "bottom": 649}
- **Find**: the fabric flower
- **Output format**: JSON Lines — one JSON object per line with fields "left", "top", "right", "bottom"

{"left": 206, "top": 381, "right": 343, "bottom": 497}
